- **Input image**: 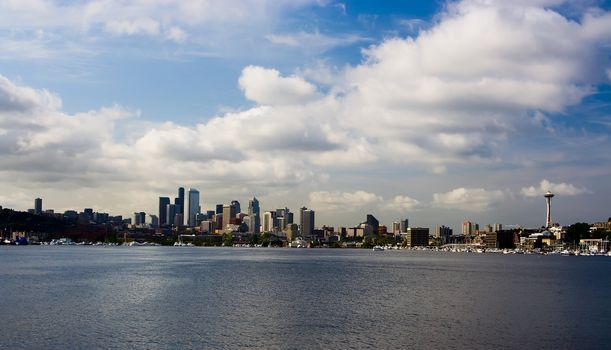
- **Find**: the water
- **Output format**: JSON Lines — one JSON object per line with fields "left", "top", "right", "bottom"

{"left": 1, "top": 247, "right": 609, "bottom": 349}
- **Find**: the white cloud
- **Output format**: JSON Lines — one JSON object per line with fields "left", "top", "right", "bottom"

{"left": 265, "top": 30, "right": 366, "bottom": 53}
{"left": 164, "top": 26, "right": 188, "bottom": 43}
{"left": 432, "top": 188, "right": 507, "bottom": 212}
{"left": 383, "top": 195, "right": 423, "bottom": 212}
{"left": 309, "top": 190, "right": 383, "bottom": 211}
{"left": 104, "top": 18, "right": 160, "bottom": 36}
{"left": 520, "top": 179, "right": 591, "bottom": 197}
{"left": 238, "top": 66, "right": 321, "bottom": 105}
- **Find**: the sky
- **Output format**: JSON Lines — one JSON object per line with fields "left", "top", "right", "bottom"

{"left": 1, "top": 0, "right": 611, "bottom": 232}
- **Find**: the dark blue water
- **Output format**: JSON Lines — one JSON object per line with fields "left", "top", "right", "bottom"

{"left": 0, "top": 247, "right": 609, "bottom": 349}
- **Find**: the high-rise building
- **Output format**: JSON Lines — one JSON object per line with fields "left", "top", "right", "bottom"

{"left": 216, "top": 204, "right": 223, "bottom": 214}
{"left": 263, "top": 211, "right": 275, "bottom": 232}
{"left": 400, "top": 219, "right": 409, "bottom": 233}
{"left": 248, "top": 198, "right": 260, "bottom": 234}
{"left": 403, "top": 227, "right": 430, "bottom": 247}
{"left": 166, "top": 204, "right": 176, "bottom": 227}
{"left": 34, "top": 198, "right": 42, "bottom": 214}
{"left": 149, "top": 215, "right": 159, "bottom": 228}
{"left": 231, "top": 200, "right": 241, "bottom": 214}
{"left": 493, "top": 223, "right": 502, "bottom": 232}
{"left": 366, "top": 214, "right": 379, "bottom": 233}
{"left": 222, "top": 203, "right": 237, "bottom": 231}
{"left": 300, "top": 207, "right": 315, "bottom": 237}
{"left": 462, "top": 220, "right": 472, "bottom": 235}
{"left": 187, "top": 188, "right": 200, "bottom": 227}
{"left": 392, "top": 222, "right": 401, "bottom": 234}
{"left": 133, "top": 212, "right": 146, "bottom": 226}
{"left": 159, "top": 197, "right": 170, "bottom": 227}
{"left": 435, "top": 225, "right": 453, "bottom": 244}
{"left": 175, "top": 187, "right": 185, "bottom": 216}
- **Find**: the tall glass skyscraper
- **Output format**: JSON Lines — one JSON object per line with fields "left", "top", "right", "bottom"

{"left": 248, "top": 197, "right": 260, "bottom": 234}
{"left": 159, "top": 197, "right": 170, "bottom": 227}
{"left": 187, "top": 188, "right": 200, "bottom": 227}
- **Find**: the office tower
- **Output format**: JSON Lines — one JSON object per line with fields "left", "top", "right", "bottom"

{"left": 175, "top": 187, "right": 185, "bottom": 216}
{"left": 174, "top": 213, "right": 183, "bottom": 227}
{"left": 462, "top": 220, "right": 472, "bottom": 235}
{"left": 149, "top": 215, "right": 159, "bottom": 228}
{"left": 300, "top": 207, "right": 315, "bottom": 237}
{"left": 231, "top": 200, "right": 241, "bottom": 214}
{"left": 263, "top": 211, "right": 275, "bottom": 232}
{"left": 404, "top": 227, "right": 429, "bottom": 247}
{"left": 544, "top": 191, "right": 554, "bottom": 228}
{"left": 34, "top": 198, "right": 42, "bottom": 214}
{"left": 435, "top": 225, "right": 453, "bottom": 244}
{"left": 366, "top": 214, "right": 379, "bottom": 233}
{"left": 248, "top": 197, "right": 260, "bottom": 234}
{"left": 187, "top": 188, "right": 200, "bottom": 227}
{"left": 83, "top": 208, "right": 94, "bottom": 222}
{"left": 166, "top": 204, "right": 176, "bottom": 226}
{"left": 216, "top": 204, "right": 223, "bottom": 214}
{"left": 222, "top": 203, "right": 237, "bottom": 230}
{"left": 133, "top": 212, "right": 145, "bottom": 226}
{"left": 400, "top": 219, "right": 409, "bottom": 233}
{"left": 392, "top": 222, "right": 400, "bottom": 234}
{"left": 493, "top": 223, "right": 502, "bottom": 232}
{"left": 159, "top": 197, "right": 170, "bottom": 226}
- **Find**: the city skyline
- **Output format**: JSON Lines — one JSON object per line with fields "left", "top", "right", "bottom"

{"left": 12, "top": 188, "right": 575, "bottom": 234}
{"left": 1, "top": 1, "right": 611, "bottom": 229}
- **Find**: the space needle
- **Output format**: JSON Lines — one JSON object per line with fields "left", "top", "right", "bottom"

{"left": 544, "top": 191, "right": 554, "bottom": 228}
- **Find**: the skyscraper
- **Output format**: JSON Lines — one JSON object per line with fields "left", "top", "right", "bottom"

{"left": 166, "top": 204, "right": 176, "bottom": 227}
{"left": 462, "top": 220, "right": 472, "bottom": 235}
{"left": 300, "top": 207, "right": 315, "bottom": 237}
{"left": 34, "top": 198, "right": 42, "bottom": 214}
{"left": 159, "top": 197, "right": 170, "bottom": 227}
{"left": 231, "top": 200, "right": 241, "bottom": 214}
{"left": 175, "top": 187, "right": 185, "bottom": 216}
{"left": 366, "top": 214, "right": 379, "bottom": 234}
{"left": 248, "top": 197, "right": 260, "bottom": 234}
{"left": 187, "top": 188, "right": 200, "bottom": 227}
{"left": 263, "top": 211, "right": 275, "bottom": 232}
{"left": 222, "top": 203, "right": 237, "bottom": 230}
{"left": 400, "top": 219, "right": 409, "bottom": 233}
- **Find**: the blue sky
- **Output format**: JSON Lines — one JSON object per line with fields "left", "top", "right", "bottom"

{"left": 1, "top": 0, "right": 611, "bottom": 231}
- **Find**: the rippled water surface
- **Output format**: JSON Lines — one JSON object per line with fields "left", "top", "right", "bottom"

{"left": 1, "top": 246, "right": 610, "bottom": 349}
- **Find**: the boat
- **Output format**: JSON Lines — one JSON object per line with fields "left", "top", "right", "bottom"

{"left": 372, "top": 246, "right": 384, "bottom": 251}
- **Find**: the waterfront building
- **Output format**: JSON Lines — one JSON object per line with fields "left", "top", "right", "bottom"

{"left": 484, "top": 230, "right": 514, "bottom": 249}
{"left": 34, "top": 198, "right": 42, "bottom": 214}
{"left": 402, "top": 227, "right": 429, "bottom": 247}
{"left": 248, "top": 197, "right": 260, "bottom": 234}
{"left": 159, "top": 197, "right": 170, "bottom": 227}
{"left": 187, "top": 188, "right": 200, "bottom": 227}
{"left": 435, "top": 225, "right": 453, "bottom": 244}
{"left": 400, "top": 219, "right": 409, "bottom": 233}
{"left": 493, "top": 223, "right": 502, "bottom": 232}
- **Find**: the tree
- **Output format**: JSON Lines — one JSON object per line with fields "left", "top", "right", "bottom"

{"left": 222, "top": 232, "right": 233, "bottom": 246}
{"left": 565, "top": 222, "right": 590, "bottom": 245}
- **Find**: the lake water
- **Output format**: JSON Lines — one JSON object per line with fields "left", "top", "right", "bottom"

{"left": 0, "top": 247, "right": 609, "bottom": 349}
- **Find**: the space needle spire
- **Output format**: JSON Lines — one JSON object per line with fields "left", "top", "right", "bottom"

{"left": 544, "top": 191, "right": 554, "bottom": 228}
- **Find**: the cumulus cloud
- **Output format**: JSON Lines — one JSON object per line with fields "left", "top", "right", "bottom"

{"left": 432, "top": 188, "right": 507, "bottom": 212}
{"left": 1, "top": 0, "right": 611, "bottom": 221}
{"left": 383, "top": 195, "right": 423, "bottom": 212}
{"left": 520, "top": 179, "right": 591, "bottom": 197}
{"left": 238, "top": 66, "right": 321, "bottom": 105}
{"left": 309, "top": 191, "right": 383, "bottom": 211}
